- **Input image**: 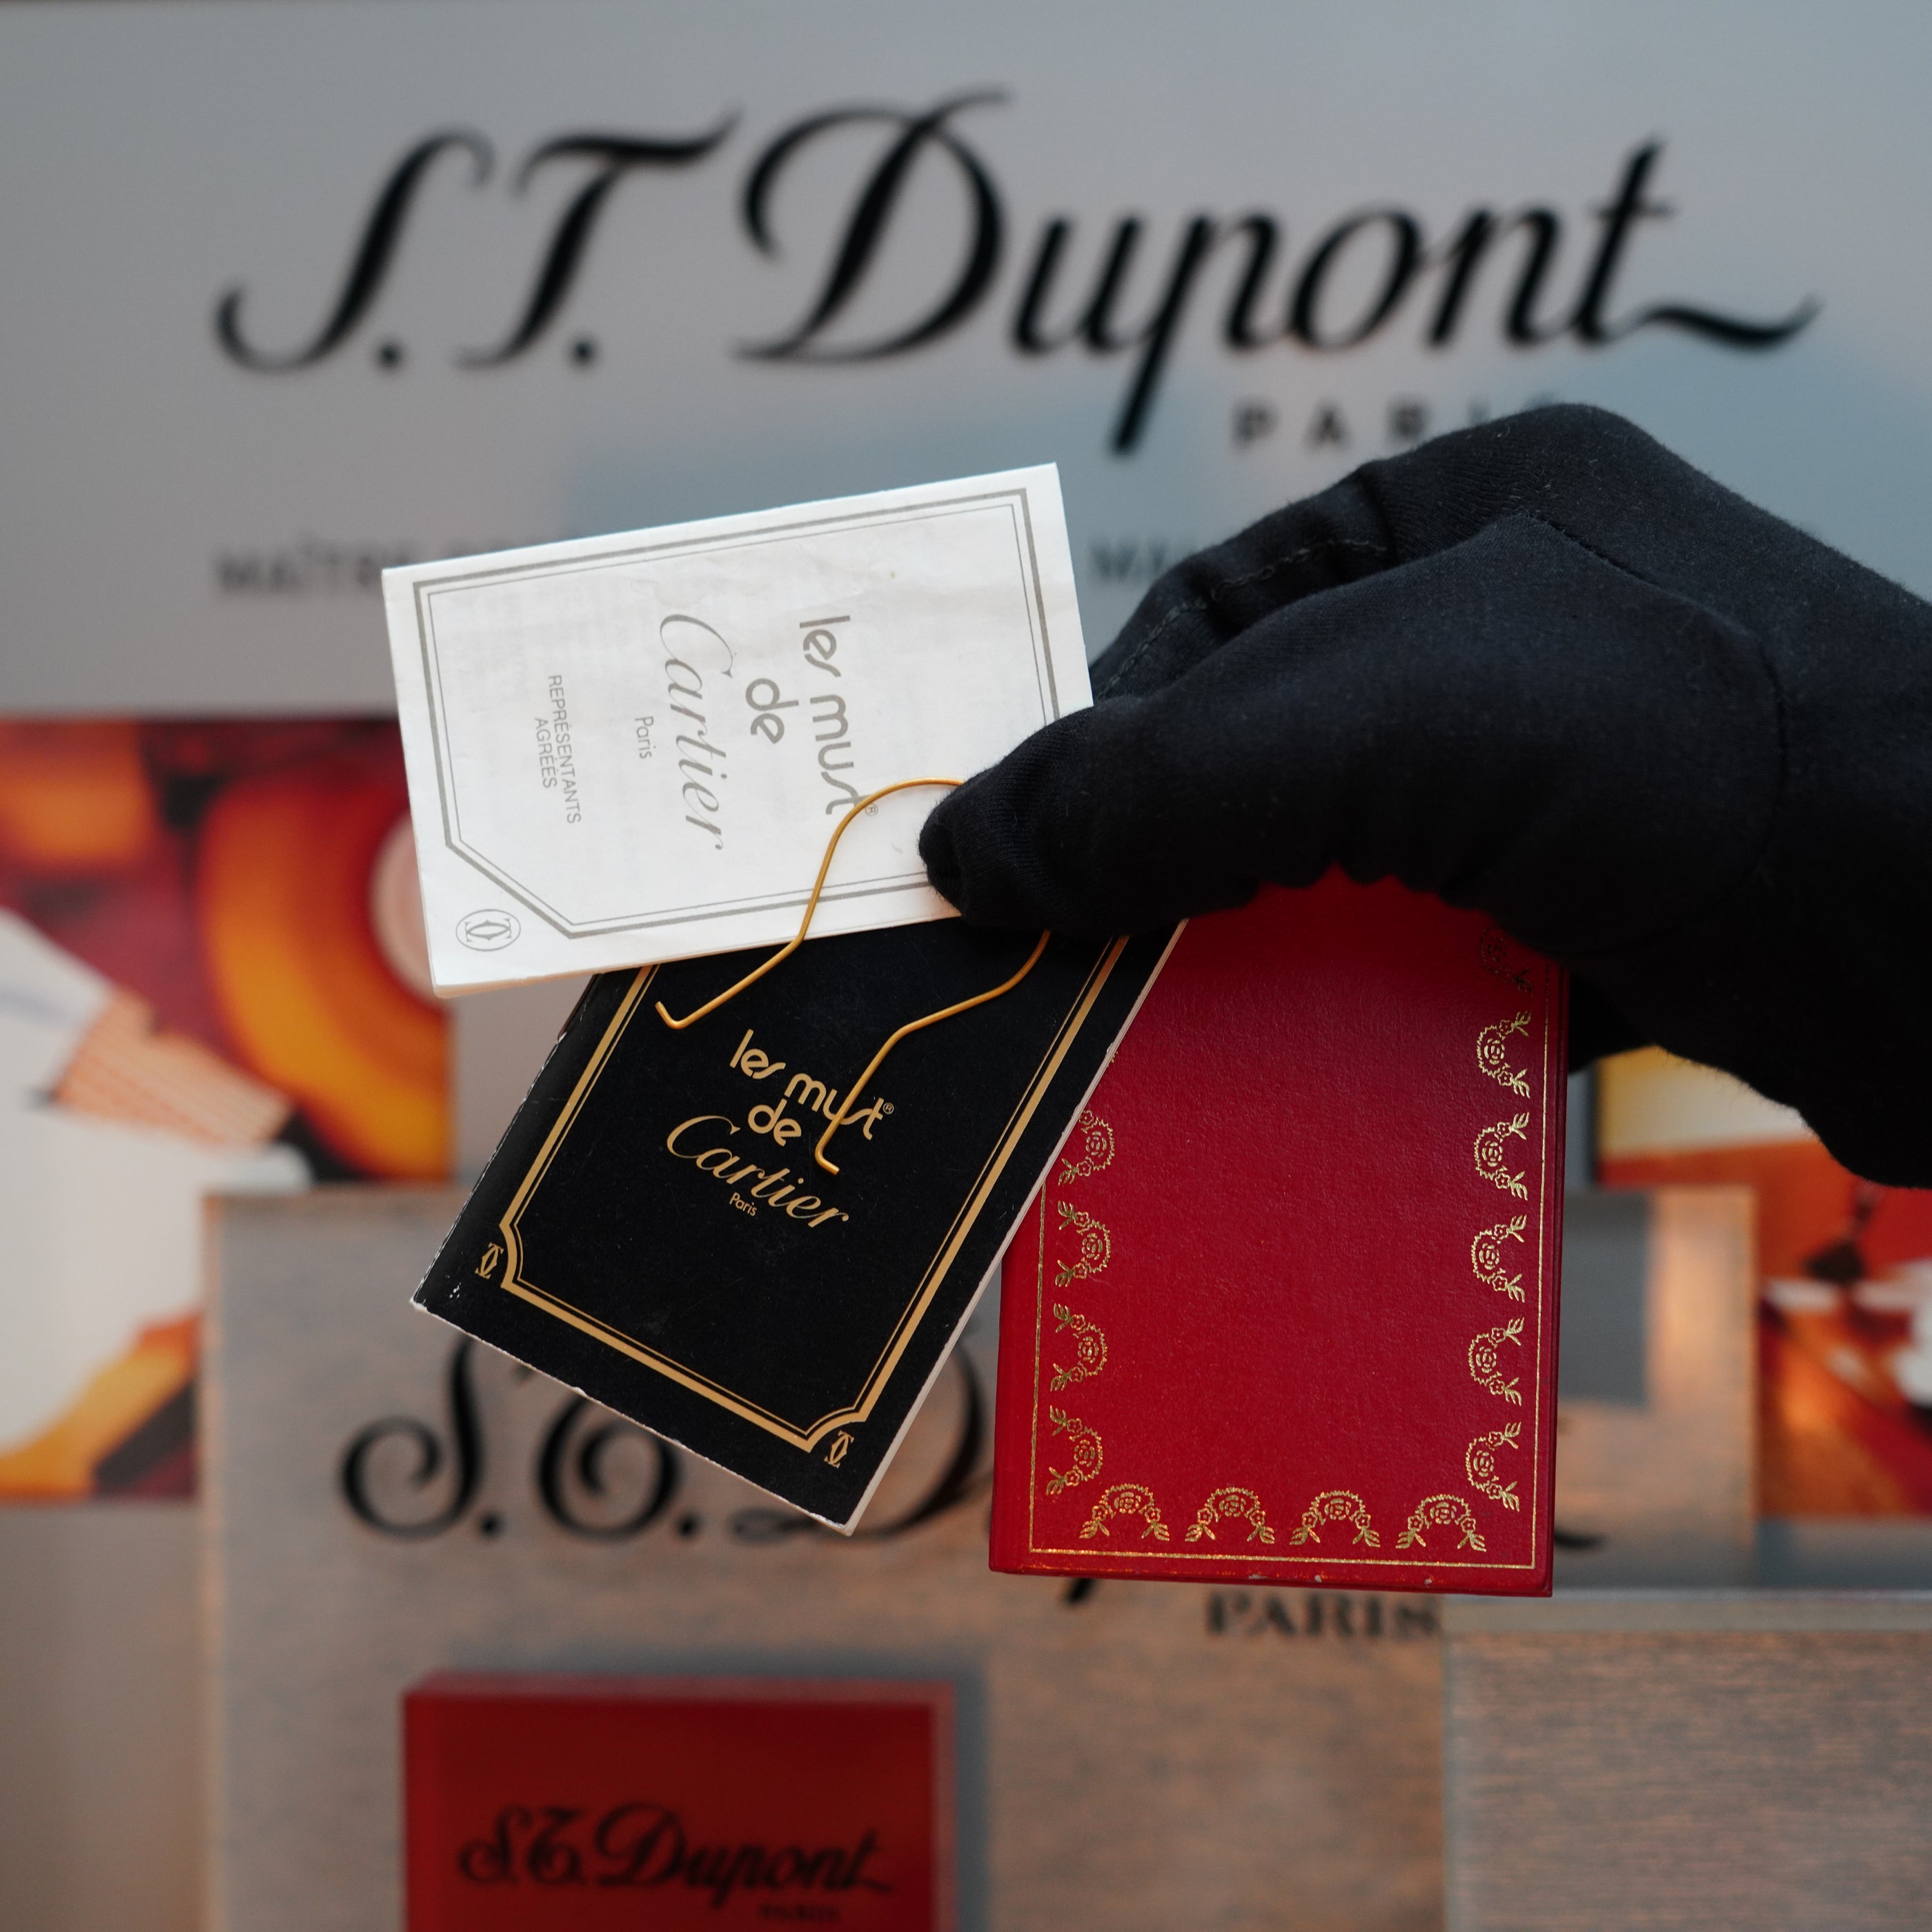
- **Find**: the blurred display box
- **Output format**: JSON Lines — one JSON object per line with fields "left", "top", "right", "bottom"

{"left": 1597, "top": 1047, "right": 1932, "bottom": 1521}
{"left": 404, "top": 1673, "right": 954, "bottom": 1931}
{"left": 204, "top": 1188, "right": 1446, "bottom": 1932}
{"left": 17, "top": 1177, "right": 1762, "bottom": 1932}
{"left": 1552, "top": 1188, "right": 1756, "bottom": 1586}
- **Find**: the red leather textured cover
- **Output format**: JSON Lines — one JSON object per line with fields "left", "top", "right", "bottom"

{"left": 989, "top": 878, "right": 1566, "bottom": 1595}
{"left": 404, "top": 1674, "right": 952, "bottom": 1931}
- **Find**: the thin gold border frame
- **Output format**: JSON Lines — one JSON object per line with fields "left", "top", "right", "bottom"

{"left": 493, "top": 939, "right": 1132, "bottom": 1452}
{"left": 1019, "top": 952, "right": 1561, "bottom": 1573}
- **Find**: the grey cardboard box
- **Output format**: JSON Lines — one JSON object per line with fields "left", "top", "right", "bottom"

{"left": 1445, "top": 1590, "right": 1932, "bottom": 1931}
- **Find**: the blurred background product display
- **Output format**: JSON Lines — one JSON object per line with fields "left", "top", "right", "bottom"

{"left": 0, "top": 720, "right": 446, "bottom": 1499}
{"left": 204, "top": 1190, "right": 1444, "bottom": 1932}
{"left": 3, "top": 4, "right": 1931, "bottom": 1930}
{"left": 1600, "top": 1049, "right": 1932, "bottom": 1522}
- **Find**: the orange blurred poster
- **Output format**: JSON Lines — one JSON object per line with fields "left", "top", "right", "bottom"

{"left": 1598, "top": 1049, "right": 1932, "bottom": 1516}
{"left": 0, "top": 718, "right": 448, "bottom": 1499}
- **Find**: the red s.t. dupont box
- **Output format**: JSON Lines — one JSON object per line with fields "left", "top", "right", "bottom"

{"left": 989, "top": 878, "right": 1567, "bottom": 1596}
{"left": 404, "top": 1675, "right": 953, "bottom": 1931}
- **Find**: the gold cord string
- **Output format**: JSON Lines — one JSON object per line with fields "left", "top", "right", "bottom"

{"left": 653, "top": 778, "right": 963, "bottom": 1031}
{"left": 653, "top": 777, "right": 1052, "bottom": 1175}
{"left": 813, "top": 927, "right": 1049, "bottom": 1176}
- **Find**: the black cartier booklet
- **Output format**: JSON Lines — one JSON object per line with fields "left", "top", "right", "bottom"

{"left": 415, "top": 919, "right": 1175, "bottom": 1527}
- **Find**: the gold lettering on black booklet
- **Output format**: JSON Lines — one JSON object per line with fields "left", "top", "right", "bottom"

{"left": 413, "top": 915, "right": 1177, "bottom": 1527}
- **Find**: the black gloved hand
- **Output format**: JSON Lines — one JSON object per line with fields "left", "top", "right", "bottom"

{"left": 920, "top": 404, "right": 1932, "bottom": 1187}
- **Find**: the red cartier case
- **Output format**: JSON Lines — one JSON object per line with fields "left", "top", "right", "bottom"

{"left": 989, "top": 878, "right": 1567, "bottom": 1596}
{"left": 404, "top": 1675, "right": 953, "bottom": 1932}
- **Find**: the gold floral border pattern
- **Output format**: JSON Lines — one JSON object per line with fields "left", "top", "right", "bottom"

{"left": 1472, "top": 1215, "right": 1529, "bottom": 1300}
{"left": 1288, "top": 1489, "right": 1380, "bottom": 1547}
{"left": 1468, "top": 1318, "right": 1526, "bottom": 1403}
{"left": 1477, "top": 1012, "right": 1532, "bottom": 1096}
{"left": 1030, "top": 920, "right": 1548, "bottom": 1571}
{"left": 1048, "top": 1305, "right": 1107, "bottom": 1390}
{"left": 1052, "top": 1201, "right": 1111, "bottom": 1285}
{"left": 1466, "top": 1423, "right": 1524, "bottom": 1508}
{"left": 1044, "top": 1404, "right": 1103, "bottom": 1495}
{"left": 1186, "top": 1486, "right": 1276, "bottom": 1544}
{"left": 1057, "top": 1111, "right": 1116, "bottom": 1184}
{"left": 1396, "top": 1492, "right": 1486, "bottom": 1551}
{"left": 1475, "top": 1113, "right": 1532, "bottom": 1198}
{"left": 1080, "top": 1482, "right": 1169, "bottom": 1541}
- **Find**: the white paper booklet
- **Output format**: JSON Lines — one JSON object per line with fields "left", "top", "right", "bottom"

{"left": 384, "top": 466, "right": 1089, "bottom": 993}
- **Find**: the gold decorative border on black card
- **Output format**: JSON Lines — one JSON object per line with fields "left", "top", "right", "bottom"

{"left": 492, "top": 939, "right": 1132, "bottom": 1452}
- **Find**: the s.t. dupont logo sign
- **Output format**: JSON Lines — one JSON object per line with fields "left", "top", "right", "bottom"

{"left": 212, "top": 93, "right": 1817, "bottom": 453}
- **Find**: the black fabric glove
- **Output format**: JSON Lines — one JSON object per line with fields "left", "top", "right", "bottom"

{"left": 920, "top": 404, "right": 1932, "bottom": 1187}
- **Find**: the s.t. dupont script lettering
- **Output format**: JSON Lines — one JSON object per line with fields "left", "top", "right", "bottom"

{"left": 336, "top": 1335, "right": 994, "bottom": 1546}
{"left": 457, "top": 1802, "right": 892, "bottom": 1906}
{"left": 218, "top": 106, "right": 1815, "bottom": 453}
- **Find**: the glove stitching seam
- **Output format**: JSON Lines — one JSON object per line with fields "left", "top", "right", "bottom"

{"left": 1098, "top": 538, "right": 1389, "bottom": 698}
